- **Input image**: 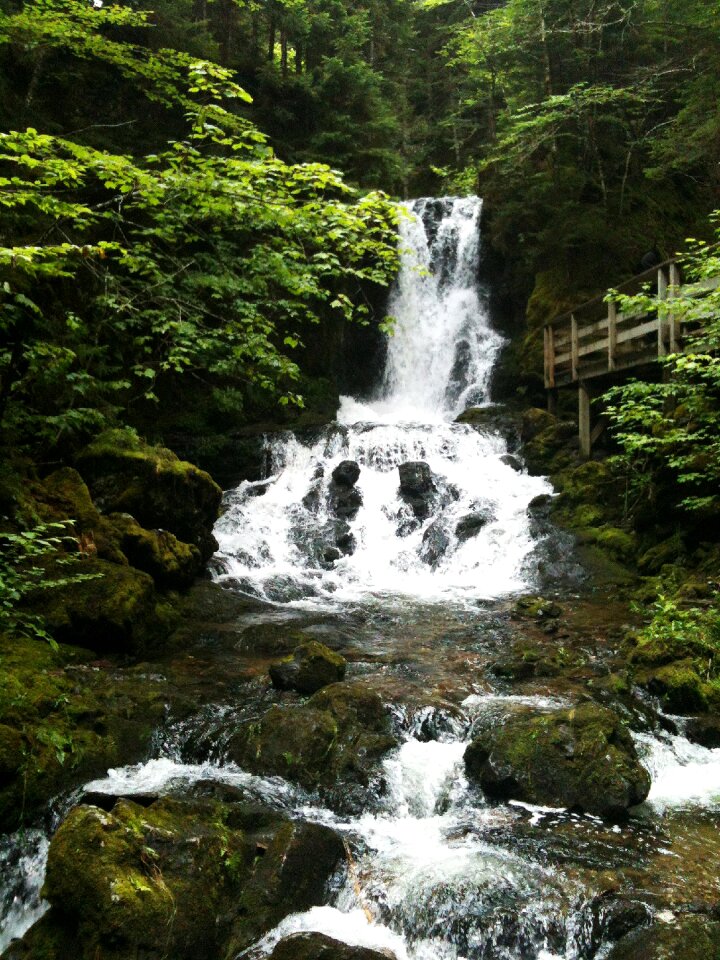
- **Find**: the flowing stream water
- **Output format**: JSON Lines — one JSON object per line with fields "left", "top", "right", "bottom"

{"left": 4, "top": 198, "right": 720, "bottom": 959}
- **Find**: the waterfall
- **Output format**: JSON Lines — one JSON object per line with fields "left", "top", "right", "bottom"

{"left": 214, "top": 197, "right": 552, "bottom": 607}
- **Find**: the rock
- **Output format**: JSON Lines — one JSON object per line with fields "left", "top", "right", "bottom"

{"left": 108, "top": 513, "right": 202, "bottom": 589}
{"left": 514, "top": 596, "right": 562, "bottom": 619}
{"left": 227, "top": 682, "right": 397, "bottom": 806}
{"left": 34, "top": 558, "right": 165, "bottom": 653}
{"left": 420, "top": 521, "right": 450, "bottom": 567}
{"left": 268, "top": 933, "right": 396, "bottom": 960}
{"left": 464, "top": 703, "right": 651, "bottom": 818}
{"left": 14, "top": 797, "right": 346, "bottom": 960}
{"left": 455, "top": 407, "right": 499, "bottom": 427}
{"left": 330, "top": 485, "right": 363, "bottom": 521}
{"left": 500, "top": 454, "right": 523, "bottom": 471}
{"left": 647, "top": 660, "right": 709, "bottom": 714}
{"left": 685, "top": 714, "right": 720, "bottom": 747}
{"left": 455, "top": 509, "right": 493, "bottom": 541}
{"left": 269, "top": 641, "right": 347, "bottom": 694}
{"left": 520, "top": 407, "right": 556, "bottom": 443}
{"left": 605, "top": 916, "right": 720, "bottom": 960}
{"left": 332, "top": 461, "right": 361, "bottom": 487}
{"left": 398, "top": 461, "right": 436, "bottom": 520}
{"left": 76, "top": 428, "right": 222, "bottom": 561}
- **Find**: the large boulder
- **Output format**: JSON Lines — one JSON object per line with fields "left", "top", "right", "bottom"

{"left": 268, "top": 933, "right": 396, "bottom": 960}
{"left": 8, "top": 797, "right": 346, "bottom": 960}
{"left": 76, "top": 429, "right": 222, "bottom": 561}
{"left": 420, "top": 521, "right": 450, "bottom": 567}
{"left": 270, "top": 641, "right": 347, "bottom": 694}
{"left": 331, "top": 460, "right": 361, "bottom": 487}
{"left": 227, "top": 682, "right": 397, "bottom": 809}
{"left": 464, "top": 703, "right": 650, "bottom": 818}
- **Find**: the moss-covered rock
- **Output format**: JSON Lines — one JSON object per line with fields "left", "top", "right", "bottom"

{"left": 605, "top": 916, "right": 720, "bottom": 960}
{"left": 268, "top": 933, "right": 396, "bottom": 960}
{"left": 647, "top": 660, "right": 709, "bottom": 713}
{"left": 76, "top": 429, "right": 222, "bottom": 561}
{"left": 269, "top": 641, "right": 347, "bottom": 694}
{"left": 521, "top": 407, "right": 557, "bottom": 443}
{"left": 0, "top": 633, "right": 166, "bottom": 831}
{"left": 464, "top": 703, "right": 650, "bottom": 818}
{"left": 34, "top": 557, "right": 168, "bottom": 653}
{"left": 514, "top": 596, "right": 562, "bottom": 620}
{"left": 227, "top": 682, "right": 397, "bottom": 809}
{"left": 10, "top": 796, "right": 345, "bottom": 960}
{"left": 108, "top": 513, "right": 202, "bottom": 589}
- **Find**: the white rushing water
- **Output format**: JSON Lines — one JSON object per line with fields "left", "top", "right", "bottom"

{"left": 214, "top": 197, "right": 552, "bottom": 607}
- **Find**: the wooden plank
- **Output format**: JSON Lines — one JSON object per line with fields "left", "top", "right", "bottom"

{"left": 590, "top": 414, "right": 609, "bottom": 445}
{"left": 548, "top": 324, "right": 555, "bottom": 388}
{"left": 571, "top": 314, "right": 579, "bottom": 381}
{"left": 616, "top": 317, "right": 659, "bottom": 344}
{"left": 578, "top": 337, "right": 608, "bottom": 358}
{"left": 543, "top": 326, "right": 550, "bottom": 388}
{"left": 669, "top": 262, "right": 680, "bottom": 351}
{"left": 555, "top": 350, "right": 571, "bottom": 365}
{"left": 608, "top": 301, "right": 617, "bottom": 371}
{"left": 682, "top": 275, "right": 720, "bottom": 297}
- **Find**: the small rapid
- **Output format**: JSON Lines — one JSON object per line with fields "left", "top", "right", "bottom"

{"left": 214, "top": 198, "right": 552, "bottom": 608}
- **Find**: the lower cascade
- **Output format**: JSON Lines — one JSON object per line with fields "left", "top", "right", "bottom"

{"left": 214, "top": 197, "right": 552, "bottom": 607}
{"left": 4, "top": 198, "right": 720, "bottom": 960}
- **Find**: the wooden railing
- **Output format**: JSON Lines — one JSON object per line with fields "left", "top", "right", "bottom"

{"left": 543, "top": 259, "right": 720, "bottom": 389}
{"left": 543, "top": 256, "right": 720, "bottom": 456}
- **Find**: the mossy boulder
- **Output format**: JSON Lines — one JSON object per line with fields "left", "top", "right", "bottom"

{"left": 34, "top": 557, "right": 167, "bottom": 653}
{"left": 76, "top": 429, "right": 222, "bottom": 561}
{"left": 514, "top": 596, "right": 562, "bottom": 620}
{"left": 0, "top": 633, "right": 166, "bottom": 831}
{"left": 227, "top": 682, "right": 397, "bottom": 809}
{"left": 520, "top": 407, "right": 556, "bottom": 443}
{"left": 268, "top": 933, "right": 396, "bottom": 960}
{"left": 11, "top": 797, "right": 346, "bottom": 960}
{"left": 605, "top": 916, "right": 720, "bottom": 960}
{"left": 108, "top": 513, "right": 202, "bottom": 589}
{"left": 464, "top": 703, "right": 650, "bottom": 818}
{"left": 269, "top": 640, "right": 347, "bottom": 694}
{"left": 523, "top": 419, "right": 578, "bottom": 475}
{"left": 647, "top": 660, "right": 710, "bottom": 713}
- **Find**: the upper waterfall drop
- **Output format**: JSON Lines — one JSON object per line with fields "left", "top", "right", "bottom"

{"left": 213, "top": 197, "right": 552, "bottom": 607}
{"left": 339, "top": 197, "right": 503, "bottom": 425}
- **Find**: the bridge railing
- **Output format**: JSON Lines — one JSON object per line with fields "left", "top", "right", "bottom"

{"left": 543, "top": 259, "right": 720, "bottom": 389}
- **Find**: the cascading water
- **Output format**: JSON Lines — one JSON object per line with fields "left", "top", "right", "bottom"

{"left": 214, "top": 197, "right": 552, "bottom": 607}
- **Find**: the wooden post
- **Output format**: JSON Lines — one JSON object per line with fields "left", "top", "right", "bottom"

{"left": 543, "top": 326, "right": 550, "bottom": 388}
{"left": 547, "top": 388, "right": 558, "bottom": 415}
{"left": 657, "top": 266, "right": 668, "bottom": 356}
{"left": 578, "top": 380, "right": 591, "bottom": 458}
{"left": 669, "top": 260, "right": 680, "bottom": 352}
{"left": 571, "top": 314, "right": 579, "bottom": 381}
{"left": 607, "top": 300, "right": 617, "bottom": 371}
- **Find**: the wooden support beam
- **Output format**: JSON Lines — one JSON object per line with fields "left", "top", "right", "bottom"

{"left": 571, "top": 314, "right": 579, "bottom": 381}
{"left": 547, "top": 388, "right": 558, "bottom": 415}
{"left": 607, "top": 301, "right": 617, "bottom": 371}
{"left": 590, "top": 414, "right": 609, "bottom": 446}
{"left": 669, "top": 260, "right": 680, "bottom": 352}
{"left": 657, "top": 266, "right": 668, "bottom": 357}
{"left": 578, "top": 380, "right": 591, "bottom": 458}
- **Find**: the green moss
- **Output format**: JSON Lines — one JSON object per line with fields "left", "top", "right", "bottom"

{"left": 648, "top": 660, "right": 709, "bottom": 713}
{"left": 108, "top": 513, "right": 201, "bottom": 589}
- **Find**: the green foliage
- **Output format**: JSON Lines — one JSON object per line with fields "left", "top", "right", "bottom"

{"left": 604, "top": 216, "right": 720, "bottom": 515}
{"left": 0, "top": 520, "right": 100, "bottom": 645}
{"left": 0, "top": 7, "right": 400, "bottom": 451}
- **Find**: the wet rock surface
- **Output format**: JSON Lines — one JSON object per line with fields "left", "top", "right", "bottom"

{"left": 268, "top": 933, "right": 396, "bottom": 960}
{"left": 465, "top": 703, "right": 651, "bottom": 818}
{"left": 269, "top": 641, "right": 347, "bottom": 694}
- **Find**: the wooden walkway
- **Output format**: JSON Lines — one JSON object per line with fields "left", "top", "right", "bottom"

{"left": 543, "top": 258, "right": 720, "bottom": 456}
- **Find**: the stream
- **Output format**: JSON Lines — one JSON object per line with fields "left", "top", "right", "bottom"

{"left": 3, "top": 197, "right": 720, "bottom": 959}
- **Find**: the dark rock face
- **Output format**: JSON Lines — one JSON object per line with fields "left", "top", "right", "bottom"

{"left": 108, "top": 513, "right": 202, "bottom": 589}
{"left": 269, "top": 641, "right": 347, "bottom": 694}
{"left": 420, "top": 521, "right": 451, "bottom": 567}
{"left": 332, "top": 460, "right": 361, "bottom": 487}
{"left": 464, "top": 703, "right": 650, "bottom": 819}
{"left": 268, "top": 932, "right": 396, "bottom": 960}
{"left": 226, "top": 682, "right": 397, "bottom": 809}
{"left": 500, "top": 453, "right": 523, "bottom": 471}
{"left": 605, "top": 916, "right": 720, "bottom": 960}
{"left": 398, "top": 461, "right": 436, "bottom": 520}
{"left": 455, "top": 509, "right": 493, "bottom": 541}
{"left": 76, "top": 428, "right": 222, "bottom": 561}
